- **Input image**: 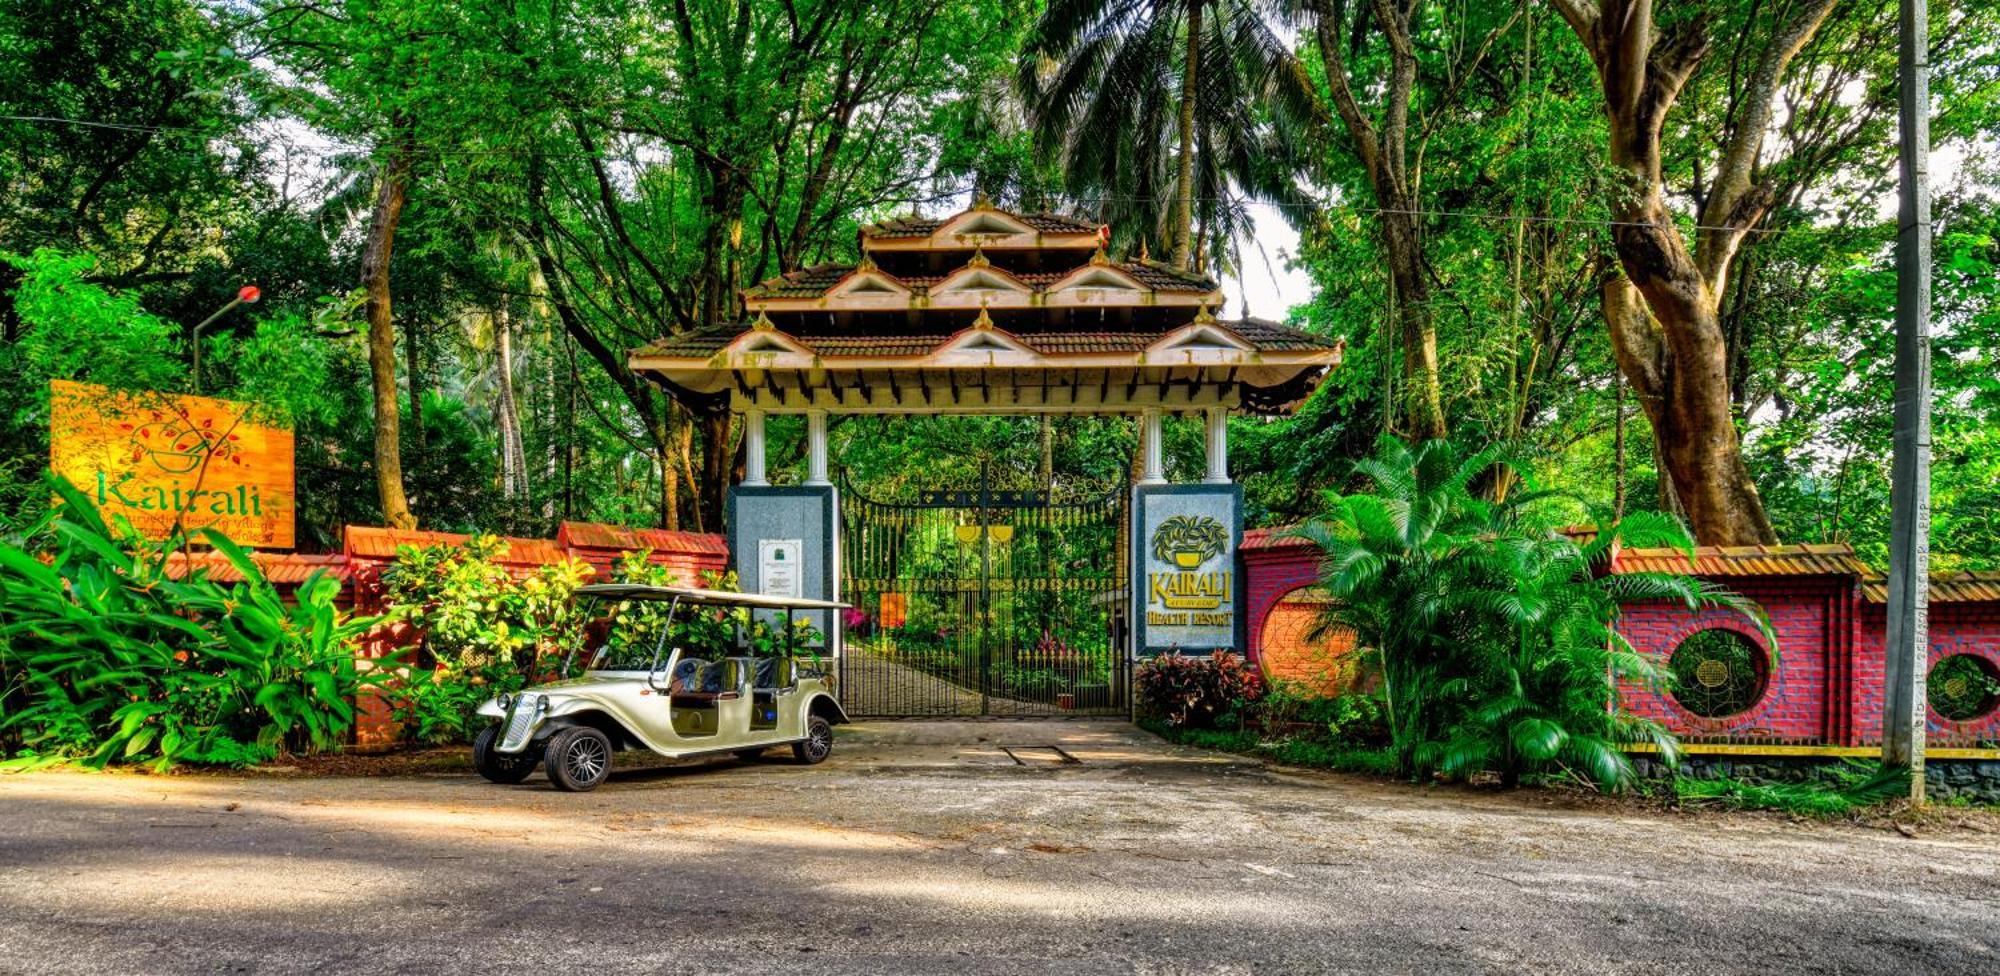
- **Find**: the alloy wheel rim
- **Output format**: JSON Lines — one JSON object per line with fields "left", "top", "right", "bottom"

{"left": 566, "top": 736, "right": 607, "bottom": 782}
{"left": 809, "top": 726, "right": 831, "bottom": 758}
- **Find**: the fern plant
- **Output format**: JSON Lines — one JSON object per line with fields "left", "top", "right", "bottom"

{"left": 1293, "top": 436, "right": 1773, "bottom": 791}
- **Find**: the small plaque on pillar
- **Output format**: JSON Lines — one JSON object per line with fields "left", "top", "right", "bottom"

{"left": 1132, "top": 483, "right": 1243, "bottom": 657}
{"left": 757, "top": 538, "right": 803, "bottom": 598}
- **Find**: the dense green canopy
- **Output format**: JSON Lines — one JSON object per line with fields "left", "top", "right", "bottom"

{"left": 0, "top": 0, "right": 1995, "bottom": 568}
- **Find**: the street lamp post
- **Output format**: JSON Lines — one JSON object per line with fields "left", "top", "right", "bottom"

{"left": 190, "top": 285, "right": 262, "bottom": 394}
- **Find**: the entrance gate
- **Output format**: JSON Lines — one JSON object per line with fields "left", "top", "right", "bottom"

{"left": 838, "top": 468, "right": 1129, "bottom": 717}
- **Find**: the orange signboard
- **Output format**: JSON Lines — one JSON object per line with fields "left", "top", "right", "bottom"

{"left": 49, "top": 381, "right": 295, "bottom": 548}
{"left": 879, "top": 592, "right": 908, "bottom": 629}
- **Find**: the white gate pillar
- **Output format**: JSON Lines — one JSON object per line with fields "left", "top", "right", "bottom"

{"left": 1140, "top": 407, "right": 1166, "bottom": 484}
{"left": 742, "top": 410, "right": 768, "bottom": 486}
{"left": 804, "top": 409, "right": 831, "bottom": 486}
{"left": 1203, "top": 406, "right": 1229, "bottom": 484}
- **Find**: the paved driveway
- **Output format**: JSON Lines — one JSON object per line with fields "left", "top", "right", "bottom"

{"left": 1, "top": 722, "right": 1995, "bottom": 975}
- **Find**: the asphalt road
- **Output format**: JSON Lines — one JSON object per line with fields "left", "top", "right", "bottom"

{"left": 1, "top": 722, "right": 1995, "bottom": 975}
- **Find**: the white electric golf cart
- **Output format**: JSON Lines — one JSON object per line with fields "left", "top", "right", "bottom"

{"left": 472, "top": 584, "right": 848, "bottom": 791}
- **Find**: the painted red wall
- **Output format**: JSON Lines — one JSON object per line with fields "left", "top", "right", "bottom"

{"left": 1854, "top": 602, "right": 2000, "bottom": 746}
{"left": 1242, "top": 543, "right": 1321, "bottom": 671}
{"left": 1612, "top": 578, "right": 1854, "bottom": 743}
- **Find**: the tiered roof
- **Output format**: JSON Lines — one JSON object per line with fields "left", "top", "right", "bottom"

{"left": 630, "top": 200, "right": 1342, "bottom": 415}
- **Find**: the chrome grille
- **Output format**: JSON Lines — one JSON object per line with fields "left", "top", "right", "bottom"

{"left": 498, "top": 693, "right": 544, "bottom": 753}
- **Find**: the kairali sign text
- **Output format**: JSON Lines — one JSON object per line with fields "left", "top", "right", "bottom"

{"left": 50, "top": 381, "right": 296, "bottom": 548}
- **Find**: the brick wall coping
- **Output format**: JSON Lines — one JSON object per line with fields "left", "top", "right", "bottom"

{"left": 1859, "top": 571, "right": 2000, "bottom": 604}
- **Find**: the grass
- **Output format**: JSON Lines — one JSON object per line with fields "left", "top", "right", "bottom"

{"left": 1674, "top": 761, "right": 1913, "bottom": 818}
{"left": 1139, "top": 718, "right": 1398, "bottom": 776}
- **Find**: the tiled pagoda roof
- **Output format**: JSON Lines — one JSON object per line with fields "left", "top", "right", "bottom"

{"left": 636, "top": 316, "right": 1338, "bottom": 361}
{"left": 862, "top": 209, "right": 1104, "bottom": 240}
{"left": 630, "top": 202, "right": 1341, "bottom": 414}
{"left": 741, "top": 258, "right": 1217, "bottom": 302}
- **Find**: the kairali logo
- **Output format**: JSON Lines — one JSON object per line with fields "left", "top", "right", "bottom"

{"left": 96, "top": 413, "right": 264, "bottom": 516}
{"left": 1146, "top": 515, "right": 1232, "bottom": 625}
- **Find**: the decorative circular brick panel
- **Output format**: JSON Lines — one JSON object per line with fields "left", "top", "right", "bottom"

{"left": 1668, "top": 628, "right": 1768, "bottom": 718}
{"left": 1259, "top": 587, "right": 1356, "bottom": 696}
{"left": 1929, "top": 654, "right": 2000, "bottom": 722}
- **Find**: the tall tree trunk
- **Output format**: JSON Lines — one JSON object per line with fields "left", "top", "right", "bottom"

{"left": 700, "top": 413, "right": 731, "bottom": 533}
{"left": 1312, "top": 0, "right": 1449, "bottom": 440}
{"left": 653, "top": 413, "right": 678, "bottom": 531}
{"left": 1383, "top": 205, "right": 1446, "bottom": 439}
{"left": 494, "top": 297, "right": 526, "bottom": 504}
{"left": 1551, "top": 0, "right": 1832, "bottom": 544}
{"left": 1039, "top": 415, "right": 1054, "bottom": 489}
{"left": 1171, "top": 0, "right": 1201, "bottom": 270}
{"left": 540, "top": 285, "right": 560, "bottom": 526}
{"left": 677, "top": 413, "right": 702, "bottom": 532}
{"left": 1602, "top": 270, "right": 1770, "bottom": 542}
{"left": 403, "top": 314, "right": 427, "bottom": 456}
{"left": 359, "top": 140, "right": 416, "bottom": 530}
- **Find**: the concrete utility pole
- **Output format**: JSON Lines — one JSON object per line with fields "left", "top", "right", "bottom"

{"left": 1882, "top": 0, "right": 1933, "bottom": 803}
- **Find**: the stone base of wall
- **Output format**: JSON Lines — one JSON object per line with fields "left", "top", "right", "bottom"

{"left": 1630, "top": 754, "right": 2000, "bottom": 805}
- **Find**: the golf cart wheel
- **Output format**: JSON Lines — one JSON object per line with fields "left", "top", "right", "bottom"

{"left": 472, "top": 725, "right": 537, "bottom": 785}
{"left": 544, "top": 726, "right": 613, "bottom": 792}
{"left": 793, "top": 715, "right": 833, "bottom": 765}
{"left": 733, "top": 747, "right": 766, "bottom": 761}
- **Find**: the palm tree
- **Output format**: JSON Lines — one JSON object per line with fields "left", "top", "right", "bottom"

{"left": 1018, "top": 0, "right": 1319, "bottom": 273}
{"left": 1293, "top": 435, "right": 1773, "bottom": 790}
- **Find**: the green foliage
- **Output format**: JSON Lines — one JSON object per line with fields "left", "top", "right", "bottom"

{"left": 380, "top": 535, "right": 592, "bottom": 743}
{"left": 1261, "top": 737, "right": 1400, "bottom": 777}
{"left": 0, "top": 479, "right": 376, "bottom": 768}
{"left": 1018, "top": 0, "right": 1314, "bottom": 270}
{"left": 1677, "top": 762, "right": 1913, "bottom": 818}
{"left": 1134, "top": 651, "right": 1266, "bottom": 728}
{"left": 1255, "top": 684, "right": 1389, "bottom": 744}
{"left": 1295, "top": 436, "right": 1773, "bottom": 791}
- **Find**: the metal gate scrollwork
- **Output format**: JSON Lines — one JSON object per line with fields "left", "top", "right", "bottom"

{"left": 838, "top": 466, "right": 1128, "bottom": 717}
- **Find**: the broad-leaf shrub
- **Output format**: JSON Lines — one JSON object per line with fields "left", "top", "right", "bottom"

{"left": 1135, "top": 651, "right": 1265, "bottom": 728}
{"left": 381, "top": 537, "right": 592, "bottom": 744}
{"left": 1294, "top": 436, "right": 1774, "bottom": 791}
{"left": 0, "top": 480, "right": 376, "bottom": 768}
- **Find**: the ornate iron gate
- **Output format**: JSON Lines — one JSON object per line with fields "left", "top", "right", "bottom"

{"left": 839, "top": 468, "right": 1129, "bottom": 717}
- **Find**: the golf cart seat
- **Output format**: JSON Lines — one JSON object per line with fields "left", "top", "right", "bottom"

{"left": 749, "top": 657, "right": 793, "bottom": 702}
{"left": 668, "top": 660, "right": 740, "bottom": 704}
{"left": 669, "top": 658, "right": 738, "bottom": 706}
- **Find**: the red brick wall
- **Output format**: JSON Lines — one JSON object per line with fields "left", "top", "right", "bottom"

{"left": 1259, "top": 591, "right": 1358, "bottom": 695}
{"left": 1613, "top": 578, "right": 1852, "bottom": 743}
{"left": 1243, "top": 545, "right": 1321, "bottom": 670}
{"left": 1854, "top": 602, "right": 2000, "bottom": 746}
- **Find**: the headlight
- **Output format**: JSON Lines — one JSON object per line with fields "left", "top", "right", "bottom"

{"left": 497, "top": 694, "right": 514, "bottom": 711}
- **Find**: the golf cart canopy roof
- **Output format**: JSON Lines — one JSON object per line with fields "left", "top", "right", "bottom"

{"left": 574, "top": 583, "right": 849, "bottom": 611}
